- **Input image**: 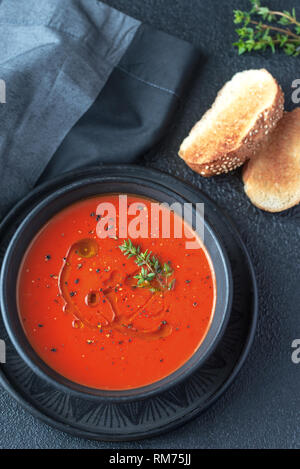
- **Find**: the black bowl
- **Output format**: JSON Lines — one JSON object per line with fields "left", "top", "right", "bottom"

{"left": 0, "top": 168, "right": 233, "bottom": 401}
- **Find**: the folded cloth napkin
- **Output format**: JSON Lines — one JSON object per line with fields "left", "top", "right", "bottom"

{"left": 0, "top": 0, "right": 200, "bottom": 219}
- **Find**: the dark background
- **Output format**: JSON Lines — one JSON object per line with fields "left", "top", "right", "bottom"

{"left": 0, "top": 0, "right": 299, "bottom": 449}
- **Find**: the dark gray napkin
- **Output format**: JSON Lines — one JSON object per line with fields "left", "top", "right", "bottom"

{"left": 0, "top": 0, "right": 200, "bottom": 220}
{"left": 0, "top": 0, "right": 139, "bottom": 218}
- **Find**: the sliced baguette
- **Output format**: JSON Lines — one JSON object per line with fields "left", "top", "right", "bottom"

{"left": 179, "top": 69, "right": 284, "bottom": 177}
{"left": 242, "top": 108, "right": 300, "bottom": 212}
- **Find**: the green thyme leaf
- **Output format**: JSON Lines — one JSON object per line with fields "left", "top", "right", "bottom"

{"left": 233, "top": 1, "right": 300, "bottom": 56}
{"left": 118, "top": 239, "right": 175, "bottom": 292}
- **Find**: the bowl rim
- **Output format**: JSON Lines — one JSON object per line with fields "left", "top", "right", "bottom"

{"left": 0, "top": 170, "right": 233, "bottom": 401}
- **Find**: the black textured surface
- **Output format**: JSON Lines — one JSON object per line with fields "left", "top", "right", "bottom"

{"left": 1, "top": 0, "right": 300, "bottom": 449}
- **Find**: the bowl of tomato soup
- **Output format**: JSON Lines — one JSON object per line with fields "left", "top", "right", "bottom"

{"left": 1, "top": 171, "right": 232, "bottom": 399}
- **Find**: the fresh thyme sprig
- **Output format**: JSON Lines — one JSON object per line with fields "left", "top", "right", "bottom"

{"left": 233, "top": 0, "right": 300, "bottom": 56}
{"left": 118, "top": 239, "right": 175, "bottom": 292}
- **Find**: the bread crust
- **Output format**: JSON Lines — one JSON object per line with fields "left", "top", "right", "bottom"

{"left": 179, "top": 70, "right": 284, "bottom": 177}
{"left": 243, "top": 109, "right": 300, "bottom": 212}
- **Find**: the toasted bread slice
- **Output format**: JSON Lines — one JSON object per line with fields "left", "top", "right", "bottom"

{"left": 179, "top": 69, "right": 284, "bottom": 177}
{"left": 243, "top": 108, "right": 300, "bottom": 212}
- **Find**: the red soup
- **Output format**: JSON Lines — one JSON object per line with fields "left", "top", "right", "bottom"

{"left": 17, "top": 194, "right": 216, "bottom": 390}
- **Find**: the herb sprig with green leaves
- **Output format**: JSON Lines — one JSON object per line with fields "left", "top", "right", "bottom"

{"left": 233, "top": 0, "right": 300, "bottom": 56}
{"left": 119, "top": 239, "right": 175, "bottom": 292}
